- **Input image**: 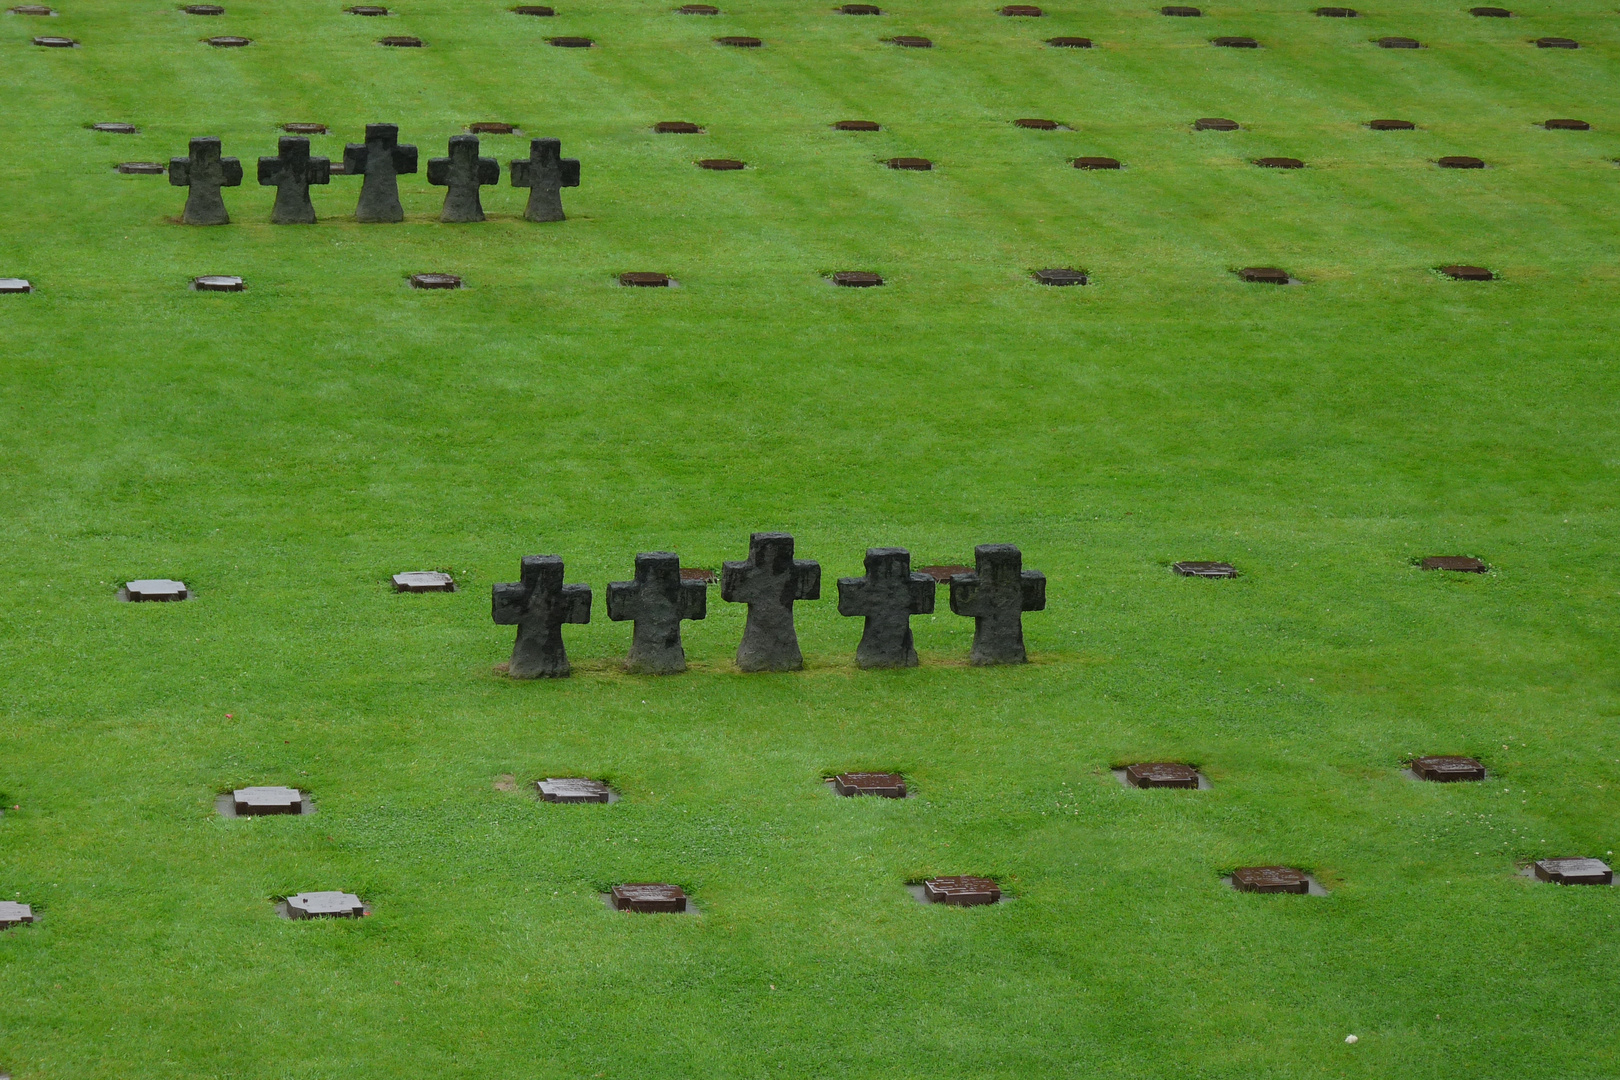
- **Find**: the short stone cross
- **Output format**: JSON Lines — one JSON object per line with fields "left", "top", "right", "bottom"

{"left": 492, "top": 554, "right": 592, "bottom": 678}
{"left": 836, "top": 547, "right": 935, "bottom": 667}
{"left": 721, "top": 532, "right": 821, "bottom": 671}
{"left": 169, "top": 136, "right": 242, "bottom": 225}
{"left": 948, "top": 543, "right": 1046, "bottom": 665}
{"left": 510, "top": 137, "right": 580, "bottom": 222}
{"left": 343, "top": 123, "right": 418, "bottom": 223}
{"left": 427, "top": 135, "right": 500, "bottom": 222}
{"left": 607, "top": 552, "right": 707, "bottom": 674}
{"left": 257, "top": 136, "right": 330, "bottom": 224}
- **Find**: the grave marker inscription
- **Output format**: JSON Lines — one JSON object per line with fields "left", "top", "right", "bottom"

{"left": 698, "top": 158, "right": 745, "bottom": 169}
{"left": 1073, "top": 156, "right": 1120, "bottom": 169}
{"left": 537, "top": 778, "right": 612, "bottom": 803}
{"left": 1533, "top": 858, "right": 1612, "bottom": 885}
{"left": 1231, "top": 866, "right": 1310, "bottom": 893}
{"left": 233, "top": 786, "right": 305, "bottom": 814}
{"left": 1124, "top": 763, "right": 1200, "bottom": 788}
{"left": 833, "top": 271, "right": 883, "bottom": 286}
{"left": 409, "top": 273, "right": 461, "bottom": 289}
{"left": 1173, "top": 560, "right": 1238, "bottom": 575}
{"left": 1544, "top": 119, "right": 1589, "bottom": 130}
{"left": 0, "top": 279, "right": 32, "bottom": 293}
{"left": 118, "top": 162, "right": 165, "bottom": 174}
{"left": 1047, "top": 36, "right": 1092, "bottom": 46}
{"left": 393, "top": 571, "right": 455, "bottom": 591}
{"left": 93, "top": 122, "right": 138, "bottom": 133}
{"left": 922, "top": 876, "right": 1000, "bottom": 905}
{"left": 0, "top": 902, "right": 34, "bottom": 928}
{"left": 121, "top": 578, "right": 190, "bottom": 601}
{"left": 285, "top": 891, "right": 364, "bottom": 918}
{"left": 1411, "top": 756, "right": 1486, "bottom": 782}
{"left": 1368, "top": 119, "right": 1415, "bottom": 130}
{"left": 1438, "top": 265, "right": 1492, "bottom": 281}
{"left": 833, "top": 772, "right": 906, "bottom": 797}
{"left": 1034, "top": 268, "right": 1087, "bottom": 285}
{"left": 611, "top": 884, "right": 688, "bottom": 912}
{"left": 1194, "top": 117, "right": 1238, "bottom": 130}
{"left": 834, "top": 120, "right": 880, "bottom": 131}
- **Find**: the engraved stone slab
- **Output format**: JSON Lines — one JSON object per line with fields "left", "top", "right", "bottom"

{"left": 1255, "top": 156, "right": 1304, "bottom": 168}
{"left": 512, "top": 4, "right": 554, "bottom": 12}
{"left": 1034, "top": 268, "right": 1087, "bottom": 285}
{"left": 33, "top": 34, "right": 76, "bottom": 44}
{"left": 1470, "top": 5, "right": 1509, "bottom": 13}
{"left": 234, "top": 786, "right": 304, "bottom": 814}
{"left": 184, "top": 4, "right": 225, "bottom": 13}
{"left": 608, "top": 552, "right": 708, "bottom": 674}
{"left": 548, "top": 35, "right": 592, "bottom": 45}
{"left": 1315, "top": 6, "right": 1357, "bottom": 14}
{"left": 11, "top": 5, "right": 57, "bottom": 12}
{"left": 344, "top": 123, "right": 417, "bottom": 223}
{"left": 0, "top": 279, "right": 33, "bottom": 293}
{"left": 206, "top": 35, "right": 251, "bottom": 45}
{"left": 1047, "top": 36, "right": 1091, "bottom": 46}
{"left": 1544, "top": 119, "right": 1589, "bottom": 130}
{"left": 1073, "top": 156, "right": 1120, "bottom": 169}
{"left": 1377, "top": 36, "right": 1419, "bottom": 47}
{"left": 620, "top": 271, "right": 671, "bottom": 286}
{"left": 285, "top": 891, "right": 364, "bottom": 918}
{"left": 917, "top": 564, "right": 971, "bottom": 582}
{"left": 949, "top": 544, "right": 1045, "bottom": 665}
{"left": 840, "top": 3, "right": 880, "bottom": 11}
{"left": 1438, "top": 156, "right": 1484, "bottom": 168}
{"left": 1124, "top": 763, "right": 1200, "bottom": 788}
{"left": 1533, "top": 858, "right": 1612, "bottom": 885}
{"left": 889, "top": 34, "right": 931, "bottom": 46}
{"left": 511, "top": 137, "right": 580, "bottom": 221}
{"left": 93, "top": 122, "right": 138, "bottom": 133}
{"left": 834, "top": 120, "right": 880, "bottom": 131}
{"left": 348, "top": 4, "right": 389, "bottom": 12}
{"left": 284, "top": 122, "right": 327, "bottom": 134}
{"left": 1194, "top": 117, "right": 1238, "bottom": 131}
{"left": 1212, "top": 35, "right": 1257, "bottom": 46}
{"left": 1015, "top": 118, "right": 1058, "bottom": 129}
{"left": 1411, "top": 756, "right": 1485, "bottom": 782}
{"left": 1161, "top": 5, "right": 1200, "bottom": 14}
{"left": 834, "top": 772, "right": 906, "bottom": 797}
{"left": 612, "top": 883, "right": 687, "bottom": 912}
{"left": 722, "top": 532, "right": 821, "bottom": 671}
{"left": 1173, "top": 560, "right": 1237, "bottom": 576}
{"left": 679, "top": 3, "right": 719, "bottom": 12}
{"left": 1002, "top": 4, "right": 1041, "bottom": 12}
{"left": 888, "top": 157, "right": 932, "bottom": 170}
{"left": 192, "top": 275, "right": 244, "bottom": 291}
{"left": 118, "top": 161, "right": 165, "bottom": 174}
{"left": 409, "top": 273, "right": 461, "bottom": 289}
{"left": 698, "top": 158, "right": 745, "bottom": 169}
{"left": 837, "top": 547, "right": 934, "bottom": 668}
{"left": 121, "top": 578, "right": 189, "bottom": 600}
{"left": 1535, "top": 37, "right": 1577, "bottom": 48}
{"left": 1422, "top": 555, "right": 1487, "bottom": 571}
{"left": 393, "top": 570, "right": 455, "bottom": 592}
{"left": 1231, "top": 866, "right": 1309, "bottom": 893}
{"left": 1368, "top": 119, "right": 1415, "bottom": 130}
{"left": 0, "top": 902, "right": 34, "bottom": 928}
{"left": 428, "top": 135, "right": 500, "bottom": 222}
{"left": 715, "top": 34, "right": 760, "bottom": 45}
{"left": 378, "top": 35, "right": 422, "bottom": 45}
{"left": 923, "top": 876, "right": 1000, "bottom": 906}
{"left": 493, "top": 554, "right": 591, "bottom": 678}
{"left": 537, "top": 778, "right": 612, "bottom": 803}
{"left": 655, "top": 121, "right": 702, "bottom": 133}
{"left": 468, "top": 123, "right": 517, "bottom": 135}
{"left": 1236, "top": 267, "right": 1288, "bottom": 284}
{"left": 833, "top": 271, "right": 883, "bottom": 286}
{"left": 170, "top": 136, "right": 242, "bottom": 225}
{"left": 1438, "top": 265, "right": 1492, "bottom": 281}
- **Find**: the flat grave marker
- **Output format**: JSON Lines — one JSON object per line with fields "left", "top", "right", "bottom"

{"left": 228, "top": 786, "right": 307, "bottom": 815}
{"left": 921, "top": 876, "right": 1000, "bottom": 906}
{"left": 344, "top": 123, "right": 417, "bottom": 222}
{"left": 1255, "top": 156, "right": 1304, "bottom": 168}
{"left": 409, "top": 273, "right": 461, "bottom": 289}
{"left": 1470, "top": 5, "right": 1510, "bottom": 13}
{"left": 832, "top": 270, "right": 883, "bottom": 286}
{"left": 1377, "top": 36, "right": 1420, "bottom": 47}
{"left": 1119, "top": 763, "right": 1207, "bottom": 789}
{"left": 393, "top": 570, "right": 455, "bottom": 591}
{"left": 715, "top": 34, "right": 761, "bottom": 45}
{"left": 118, "top": 162, "right": 165, "bottom": 174}
{"left": 347, "top": 4, "right": 388, "bottom": 12}
{"left": 679, "top": 3, "right": 719, "bottom": 12}
{"left": 1212, "top": 35, "right": 1257, "bottom": 47}
{"left": 1014, "top": 118, "right": 1059, "bottom": 129}
{"left": 1235, "top": 267, "right": 1289, "bottom": 284}
{"left": 205, "top": 35, "right": 251, "bottom": 45}
{"left": 93, "top": 122, "right": 138, "bottom": 133}
{"left": 831, "top": 772, "right": 907, "bottom": 797}
{"left": 722, "top": 532, "right": 820, "bottom": 671}
{"left": 548, "top": 34, "right": 592, "bottom": 45}
{"left": 949, "top": 544, "right": 1045, "bottom": 665}
{"left": 1314, "top": 6, "right": 1357, "bottom": 14}
{"left": 119, "top": 578, "right": 190, "bottom": 600}
{"left": 1161, "top": 5, "right": 1200, "bottom": 14}
{"left": 1033, "top": 268, "right": 1087, "bottom": 285}
{"left": 620, "top": 271, "right": 671, "bottom": 286}
{"left": 840, "top": 2, "right": 880, "bottom": 11}
{"left": 611, "top": 884, "right": 688, "bottom": 912}
{"left": 887, "top": 157, "right": 932, "bottom": 170}
{"left": 377, "top": 35, "right": 422, "bottom": 45}
{"left": 10, "top": 4, "right": 56, "bottom": 12}
{"left": 1532, "top": 858, "right": 1613, "bottom": 885}
{"left": 492, "top": 554, "right": 592, "bottom": 678}
{"left": 1047, "top": 36, "right": 1092, "bottom": 46}
{"left": 192, "top": 275, "right": 244, "bottom": 291}
{"left": 468, "top": 122, "right": 517, "bottom": 134}
{"left": 697, "top": 158, "right": 745, "bottom": 169}
{"left": 889, "top": 34, "right": 931, "bottom": 46}
{"left": 1410, "top": 756, "right": 1486, "bottom": 782}
{"left": 512, "top": 4, "right": 554, "bottom": 12}
{"left": 1002, "top": 4, "right": 1042, "bottom": 14}
{"left": 834, "top": 120, "right": 880, "bottom": 131}
{"left": 1534, "top": 36, "right": 1577, "bottom": 48}
{"left": 537, "top": 778, "right": 615, "bottom": 803}
{"left": 0, "top": 902, "right": 34, "bottom": 928}
{"left": 1438, "top": 155, "right": 1484, "bottom": 168}
{"left": 510, "top": 137, "right": 580, "bottom": 222}
{"left": 607, "top": 552, "right": 708, "bottom": 674}
{"left": 33, "top": 34, "right": 76, "bottom": 45}
{"left": 428, "top": 134, "right": 500, "bottom": 222}
{"left": 283, "top": 891, "right": 365, "bottom": 918}
{"left": 0, "top": 279, "right": 32, "bottom": 293}
{"left": 1194, "top": 117, "right": 1238, "bottom": 131}
{"left": 655, "top": 121, "right": 703, "bottom": 133}
{"left": 1422, "top": 555, "right": 1488, "bottom": 571}
{"left": 283, "top": 122, "right": 327, "bottom": 134}
{"left": 1173, "top": 560, "right": 1238, "bottom": 575}
{"left": 1073, "top": 156, "right": 1120, "bottom": 169}
{"left": 1368, "top": 119, "right": 1415, "bottom": 130}
{"left": 1438, "top": 265, "right": 1493, "bottom": 281}
{"left": 1544, "top": 118, "right": 1589, "bottom": 130}
{"left": 1230, "top": 866, "right": 1316, "bottom": 894}
{"left": 183, "top": 4, "right": 225, "bottom": 13}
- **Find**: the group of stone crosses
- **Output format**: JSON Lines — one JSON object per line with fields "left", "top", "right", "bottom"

{"left": 494, "top": 535, "right": 1046, "bottom": 676}
{"left": 171, "top": 124, "right": 580, "bottom": 225}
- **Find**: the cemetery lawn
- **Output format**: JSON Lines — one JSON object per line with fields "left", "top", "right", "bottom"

{"left": 4, "top": 0, "right": 1620, "bottom": 1076}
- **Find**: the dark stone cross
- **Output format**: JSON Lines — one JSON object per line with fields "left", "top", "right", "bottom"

{"left": 492, "top": 555, "right": 592, "bottom": 678}
{"left": 427, "top": 135, "right": 499, "bottom": 223}
{"left": 836, "top": 547, "right": 935, "bottom": 668}
{"left": 257, "top": 136, "right": 330, "bottom": 224}
{"left": 607, "top": 552, "right": 708, "bottom": 674}
{"left": 510, "top": 137, "right": 580, "bottom": 222}
{"left": 948, "top": 543, "right": 1046, "bottom": 665}
{"left": 343, "top": 123, "right": 418, "bottom": 223}
{"left": 169, "top": 136, "right": 242, "bottom": 225}
{"left": 721, "top": 532, "right": 821, "bottom": 671}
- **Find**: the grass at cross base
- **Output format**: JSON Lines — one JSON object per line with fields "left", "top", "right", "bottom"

{"left": 1, "top": 0, "right": 1619, "bottom": 1076}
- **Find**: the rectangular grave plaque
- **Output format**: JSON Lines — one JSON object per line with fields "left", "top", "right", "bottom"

{"left": 537, "top": 778, "right": 612, "bottom": 803}
{"left": 833, "top": 772, "right": 906, "bottom": 797}
{"left": 612, "top": 883, "right": 688, "bottom": 912}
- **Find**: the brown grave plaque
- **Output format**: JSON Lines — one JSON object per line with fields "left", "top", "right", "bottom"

{"left": 1421, "top": 555, "right": 1487, "bottom": 571}
{"left": 1236, "top": 267, "right": 1288, "bottom": 284}
{"left": 715, "top": 34, "right": 761, "bottom": 45}
{"left": 347, "top": 4, "right": 388, "bottom": 12}
{"left": 621, "top": 272, "right": 671, "bottom": 287}
{"left": 1212, "top": 35, "right": 1257, "bottom": 46}
{"left": 512, "top": 4, "right": 555, "bottom": 12}
{"left": 1533, "top": 858, "right": 1613, "bottom": 885}
{"left": 916, "top": 564, "right": 970, "bottom": 581}
{"left": 409, "top": 273, "right": 462, "bottom": 289}
{"left": 117, "top": 162, "right": 165, "bottom": 174}
{"left": 1438, "top": 265, "right": 1492, "bottom": 281}
{"left": 0, "top": 901, "right": 35, "bottom": 928}
{"left": 1544, "top": 118, "right": 1589, "bottom": 130}
{"left": 833, "top": 271, "right": 884, "bottom": 286}
{"left": 1438, "top": 155, "right": 1484, "bottom": 168}
{"left": 1073, "top": 156, "right": 1120, "bottom": 169}
{"left": 285, "top": 891, "right": 364, "bottom": 918}
{"left": 122, "top": 578, "right": 189, "bottom": 600}
{"left": 33, "top": 34, "right": 76, "bottom": 44}
{"left": 193, "top": 275, "right": 244, "bottom": 291}
{"left": 1002, "top": 4, "right": 1042, "bottom": 14}
{"left": 923, "top": 876, "right": 1000, "bottom": 905}
{"left": 1173, "top": 560, "right": 1238, "bottom": 576}
{"left": 10, "top": 4, "right": 56, "bottom": 11}
{"left": 840, "top": 2, "right": 880, "bottom": 11}
{"left": 678, "top": 3, "right": 718, "bottom": 10}
{"left": 1411, "top": 756, "right": 1486, "bottom": 782}
{"left": 283, "top": 122, "right": 327, "bottom": 134}
{"left": 183, "top": 3, "right": 225, "bottom": 12}
{"left": 1015, "top": 118, "right": 1059, "bottom": 129}
{"left": 1255, "top": 156, "right": 1304, "bottom": 168}
{"left": 537, "top": 778, "right": 612, "bottom": 803}
{"left": 1125, "top": 763, "right": 1200, "bottom": 788}
{"left": 1314, "top": 5, "right": 1357, "bottom": 14}
{"left": 1033, "top": 268, "right": 1087, "bottom": 285}
{"left": 1534, "top": 37, "right": 1577, "bottom": 48}
{"left": 549, "top": 35, "right": 592, "bottom": 45}
{"left": 1368, "top": 119, "right": 1415, "bottom": 129}
{"left": 0, "top": 279, "right": 32, "bottom": 293}
{"left": 1231, "top": 866, "right": 1309, "bottom": 893}
{"left": 393, "top": 571, "right": 455, "bottom": 592}
{"left": 1470, "top": 5, "right": 1510, "bottom": 13}
{"left": 1047, "top": 36, "right": 1092, "bottom": 46}
{"left": 890, "top": 34, "right": 931, "bottom": 46}
{"left": 377, "top": 35, "right": 422, "bottom": 45}
{"left": 680, "top": 567, "right": 718, "bottom": 583}
{"left": 834, "top": 120, "right": 880, "bottom": 130}
{"left": 655, "top": 121, "right": 703, "bottom": 133}
{"left": 612, "top": 883, "right": 688, "bottom": 912}
{"left": 206, "top": 34, "right": 251, "bottom": 45}
{"left": 1194, "top": 117, "right": 1238, "bottom": 130}
{"left": 833, "top": 772, "right": 906, "bottom": 797}
{"left": 1377, "top": 35, "right": 1419, "bottom": 47}
{"left": 697, "top": 158, "right": 745, "bottom": 169}
{"left": 888, "top": 156, "right": 932, "bottom": 170}
{"left": 233, "top": 786, "right": 304, "bottom": 815}
{"left": 93, "top": 122, "right": 138, "bottom": 133}
{"left": 1161, "top": 4, "right": 1200, "bottom": 13}
{"left": 468, "top": 122, "right": 517, "bottom": 134}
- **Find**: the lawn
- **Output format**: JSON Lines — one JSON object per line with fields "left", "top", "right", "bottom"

{"left": 1, "top": 0, "right": 1618, "bottom": 1076}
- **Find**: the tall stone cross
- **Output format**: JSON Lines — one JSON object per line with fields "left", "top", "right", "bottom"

{"left": 606, "top": 552, "right": 707, "bottom": 674}
{"left": 343, "top": 123, "right": 418, "bottom": 223}
{"left": 948, "top": 544, "right": 1046, "bottom": 665}
{"left": 169, "top": 136, "right": 242, "bottom": 225}
{"left": 721, "top": 532, "right": 821, "bottom": 672}
{"left": 427, "top": 135, "right": 500, "bottom": 223}
{"left": 836, "top": 547, "right": 935, "bottom": 668}
{"left": 510, "top": 137, "right": 580, "bottom": 222}
{"left": 492, "top": 555, "right": 592, "bottom": 678}
{"left": 257, "top": 136, "right": 330, "bottom": 224}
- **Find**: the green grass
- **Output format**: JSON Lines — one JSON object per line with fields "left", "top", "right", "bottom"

{"left": 2, "top": 0, "right": 1620, "bottom": 1076}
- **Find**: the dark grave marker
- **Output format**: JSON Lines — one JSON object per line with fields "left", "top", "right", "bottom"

{"left": 537, "top": 778, "right": 613, "bottom": 803}
{"left": 10, "top": 4, "right": 56, "bottom": 11}
{"left": 922, "top": 876, "right": 1000, "bottom": 906}
{"left": 840, "top": 2, "right": 880, "bottom": 11}
{"left": 1411, "top": 756, "right": 1486, "bottom": 782}
{"left": 469, "top": 122, "right": 517, "bottom": 134}
{"left": 698, "top": 158, "right": 745, "bottom": 169}
{"left": 205, "top": 35, "right": 250, "bottom": 45}
{"left": 679, "top": 3, "right": 719, "bottom": 11}
{"left": 512, "top": 4, "right": 554, "bottom": 12}
{"left": 378, "top": 35, "right": 422, "bottom": 45}
{"left": 1255, "top": 156, "right": 1304, "bottom": 168}
{"left": 117, "top": 162, "right": 165, "bottom": 174}
{"left": 1534, "top": 36, "right": 1577, "bottom": 48}
{"left": 620, "top": 271, "right": 670, "bottom": 286}
{"left": 1194, "top": 117, "right": 1238, "bottom": 130}
{"left": 492, "top": 554, "right": 592, "bottom": 678}
{"left": 1002, "top": 4, "right": 1042, "bottom": 14}
{"left": 183, "top": 3, "right": 225, "bottom": 13}
{"left": 347, "top": 4, "right": 388, "bottom": 12}
{"left": 548, "top": 35, "right": 592, "bottom": 45}
{"left": 1314, "top": 5, "right": 1356, "bottom": 14}
{"left": 917, "top": 565, "right": 971, "bottom": 582}
{"left": 1544, "top": 118, "right": 1589, "bottom": 130}
{"left": 834, "top": 120, "right": 880, "bottom": 131}
{"left": 1533, "top": 858, "right": 1613, "bottom": 885}
{"left": 888, "top": 157, "right": 932, "bottom": 170}
{"left": 611, "top": 884, "right": 688, "bottom": 912}
{"left": 285, "top": 891, "right": 365, "bottom": 918}
{"left": 716, "top": 34, "right": 761, "bottom": 45}
{"left": 607, "top": 552, "right": 708, "bottom": 674}
{"left": 1421, "top": 555, "right": 1487, "bottom": 571}
{"left": 1438, "top": 155, "right": 1484, "bottom": 168}
{"left": 1376, "top": 36, "right": 1420, "bottom": 47}
{"left": 393, "top": 571, "right": 455, "bottom": 591}
{"left": 0, "top": 902, "right": 35, "bottom": 928}
{"left": 1173, "top": 560, "right": 1238, "bottom": 576}
{"left": 428, "top": 135, "right": 499, "bottom": 222}
{"left": 833, "top": 772, "right": 906, "bottom": 797}
{"left": 722, "top": 532, "right": 820, "bottom": 672}
{"left": 1368, "top": 119, "right": 1415, "bottom": 130}
{"left": 655, "top": 121, "right": 703, "bottom": 133}
{"left": 409, "top": 273, "right": 461, "bottom": 288}
{"left": 93, "top": 122, "right": 138, "bottom": 133}
{"left": 837, "top": 547, "right": 935, "bottom": 668}
{"left": 833, "top": 270, "right": 883, "bottom": 286}
{"left": 344, "top": 123, "right": 417, "bottom": 223}
{"left": 1438, "top": 265, "right": 1493, "bottom": 280}
{"left": 1161, "top": 5, "right": 1200, "bottom": 14}
{"left": 0, "top": 279, "right": 32, "bottom": 293}
{"left": 1231, "top": 866, "right": 1310, "bottom": 893}
{"left": 1073, "top": 156, "right": 1121, "bottom": 169}
{"left": 284, "top": 122, "right": 327, "bottom": 134}
{"left": 1235, "top": 267, "right": 1288, "bottom": 284}
{"left": 233, "top": 786, "right": 305, "bottom": 815}
{"left": 170, "top": 136, "right": 242, "bottom": 224}
{"left": 1470, "top": 5, "right": 1510, "bottom": 13}
{"left": 192, "top": 275, "right": 244, "bottom": 291}
{"left": 1124, "top": 763, "right": 1200, "bottom": 788}
{"left": 949, "top": 543, "right": 1045, "bottom": 666}
{"left": 1034, "top": 268, "right": 1087, "bottom": 285}
{"left": 258, "top": 136, "right": 330, "bottom": 224}
{"left": 1016, "top": 118, "right": 1059, "bottom": 129}
{"left": 1047, "top": 36, "right": 1092, "bottom": 46}
{"left": 890, "top": 34, "right": 931, "bottom": 46}
{"left": 120, "top": 578, "right": 189, "bottom": 600}
{"left": 511, "top": 137, "right": 580, "bottom": 221}
{"left": 1212, "top": 35, "right": 1257, "bottom": 46}
{"left": 33, "top": 34, "right": 76, "bottom": 45}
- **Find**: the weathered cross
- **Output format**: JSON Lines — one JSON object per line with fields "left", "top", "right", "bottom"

{"left": 343, "top": 123, "right": 418, "bottom": 223}
{"left": 492, "top": 555, "right": 592, "bottom": 678}
{"left": 169, "top": 136, "right": 242, "bottom": 225}
{"left": 837, "top": 547, "right": 935, "bottom": 668}
{"left": 510, "top": 137, "right": 580, "bottom": 222}
{"left": 427, "top": 135, "right": 500, "bottom": 223}
{"left": 948, "top": 543, "right": 1046, "bottom": 665}
{"left": 257, "top": 136, "right": 330, "bottom": 224}
{"left": 721, "top": 532, "right": 821, "bottom": 671}
{"left": 606, "top": 552, "right": 708, "bottom": 674}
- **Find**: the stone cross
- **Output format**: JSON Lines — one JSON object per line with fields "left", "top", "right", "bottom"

{"left": 606, "top": 552, "right": 707, "bottom": 674}
{"left": 510, "top": 137, "right": 580, "bottom": 222}
{"left": 257, "top": 136, "right": 330, "bottom": 224}
{"left": 836, "top": 547, "right": 935, "bottom": 668}
{"left": 948, "top": 543, "right": 1046, "bottom": 665}
{"left": 721, "top": 532, "right": 820, "bottom": 671}
{"left": 169, "top": 136, "right": 242, "bottom": 225}
{"left": 343, "top": 123, "right": 418, "bottom": 223}
{"left": 492, "top": 555, "right": 592, "bottom": 678}
{"left": 427, "top": 135, "right": 500, "bottom": 223}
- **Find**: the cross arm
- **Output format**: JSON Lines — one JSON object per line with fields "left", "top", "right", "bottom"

{"left": 907, "top": 573, "right": 938, "bottom": 614}
{"left": 1020, "top": 570, "right": 1046, "bottom": 612}
{"left": 477, "top": 157, "right": 500, "bottom": 185}
{"left": 719, "top": 561, "right": 750, "bottom": 602}
{"left": 835, "top": 576, "right": 870, "bottom": 617}
{"left": 256, "top": 156, "right": 282, "bottom": 186}
{"left": 605, "top": 580, "right": 640, "bottom": 622}
{"left": 677, "top": 579, "right": 707, "bottom": 620}
{"left": 426, "top": 157, "right": 450, "bottom": 186}
{"left": 169, "top": 159, "right": 190, "bottom": 185}
{"left": 309, "top": 157, "right": 331, "bottom": 185}
{"left": 220, "top": 158, "right": 243, "bottom": 186}
{"left": 559, "top": 582, "right": 592, "bottom": 624}
{"left": 491, "top": 581, "right": 527, "bottom": 625}
{"left": 392, "top": 144, "right": 419, "bottom": 174}
{"left": 948, "top": 576, "right": 980, "bottom": 617}
{"left": 509, "top": 159, "right": 532, "bottom": 188}
{"left": 793, "top": 560, "right": 821, "bottom": 601}
{"left": 342, "top": 144, "right": 367, "bottom": 175}
{"left": 560, "top": 158, "right": 580, "bottom": 187}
